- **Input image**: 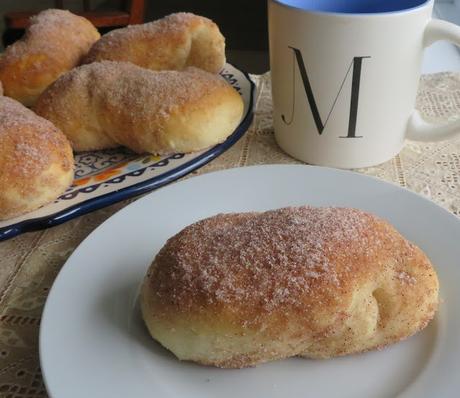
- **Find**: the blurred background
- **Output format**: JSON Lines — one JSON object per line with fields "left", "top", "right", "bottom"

{"left": 0, "top": 0, "right": 460, "bottom": 74}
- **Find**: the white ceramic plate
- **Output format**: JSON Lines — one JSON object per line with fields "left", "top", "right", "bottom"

{"left": 40, "top": 165, "right": 460, "bottom": 398}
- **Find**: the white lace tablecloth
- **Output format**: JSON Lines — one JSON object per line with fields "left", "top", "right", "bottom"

{"left": 0, "top": 72, "right": 459, "bottom": 396}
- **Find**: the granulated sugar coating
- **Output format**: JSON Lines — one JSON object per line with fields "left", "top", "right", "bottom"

{"left": 0, "top": 96, "right": 74, "bottom": 220}
{"left": 142, "top": 205, "right": 439, "bottom": 367}
{"left": 2, "top": 9, "right": 97, "bottom": 62}
{"left": 83, "top": 12, "right": 226, "bottom": 74}
{"left": 87, "top": 13, "right": 212, "bottom": 54}
{"left": 0, "top": 9, "right": 100, "bottom": 107}
{"left": 34, "top": 60, "right": 243, "bottom": 154}
{"left": 0, "top": 96, "right": 71, "bottom": 178}
{"left": 148, "top": 206, "right": 419, "bottom": 315}
{"left": 41, "top": 61, "right": 227, "bottom": 122}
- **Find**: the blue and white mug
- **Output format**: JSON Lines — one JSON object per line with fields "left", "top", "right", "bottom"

{"left": 268, "top": 0, "right": 460, "bottom": 168}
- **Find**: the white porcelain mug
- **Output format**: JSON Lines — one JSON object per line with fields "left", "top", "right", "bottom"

{"left": 268, "top": 0, "right": 460, "bottom": 168}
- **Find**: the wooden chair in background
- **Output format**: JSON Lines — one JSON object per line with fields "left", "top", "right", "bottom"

{"left": 3, "top": 0, "right": 145, "bottom": 46}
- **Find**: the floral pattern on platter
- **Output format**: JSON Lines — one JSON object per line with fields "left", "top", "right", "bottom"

{"left": 0, "top": 64, "right": 255, "bottom": 240}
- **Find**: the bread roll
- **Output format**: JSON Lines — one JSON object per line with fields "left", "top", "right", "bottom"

{"left": 83, "top": 13, "right": 225, "bottom": 73}
{"left": 34, "top": 61, "right": 244, "bottom": 154}
{"left": 0, "top": 9, "right": 100, "bottom": 107}
{"left": 0, "top": 96, "right": 74, "bottom": 220}
{"left": 141, "top": 206, "right": 439, "bottom": 368}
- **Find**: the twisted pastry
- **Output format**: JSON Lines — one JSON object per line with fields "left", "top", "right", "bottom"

{"left": 34, "top": 61, "right": 244, "bottom": 154}
{"left": 83, "top": 13, "right": 225, "bottom": 73}
{"left": 0, "top": 9, "right": 100, "bottom": 106}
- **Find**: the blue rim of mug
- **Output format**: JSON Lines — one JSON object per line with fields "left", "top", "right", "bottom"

{"left": 270, "top": 0, "right": 433, "bottom": 17}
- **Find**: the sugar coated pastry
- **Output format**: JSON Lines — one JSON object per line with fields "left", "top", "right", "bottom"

{"left": 140, "top": 206, "right": 439, "bottom": 368}
{"left": 0, "top": 9, "right": 100, "bottom": 106}
{"left": 83, "top": 13, "right": 225, "bottom": 73}
{"left": 34, "top": 61, "right": 244, "bottom": 154}
{"left": 0, "top": 96, "right": 74, "bottom": 220}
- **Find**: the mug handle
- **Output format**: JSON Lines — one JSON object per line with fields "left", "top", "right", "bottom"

{"left": 407, "top": 19, "right": 460, "bottom": 141}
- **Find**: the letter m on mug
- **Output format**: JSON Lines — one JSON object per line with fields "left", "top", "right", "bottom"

{"left": 282, "top": 47, "right": 370, "bottom": 138}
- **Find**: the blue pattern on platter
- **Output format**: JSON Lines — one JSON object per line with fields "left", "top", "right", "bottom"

{"left": 0, "top": 64, "right": 255, "bottom": 241}
{"left": 74, "top": 147, "right": 138, "bottom": 178}
{"left": 60, "top": 153, "right": 186, "bottom": 200}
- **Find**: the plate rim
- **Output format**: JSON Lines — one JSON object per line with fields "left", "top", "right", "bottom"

{"left": 0, "top": 63, "right": 255, "bottom": 242}
{"left": 39, "top": 164, "right": 460, "bottom": 398}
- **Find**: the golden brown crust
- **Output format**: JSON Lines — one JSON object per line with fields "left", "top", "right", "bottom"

{"left": 0, "top": 96, "right": 74, "bottom": 220}
{"left": 141, "top": 206, "right": 439, "bottom": 368}
{"left": 83, "top": 12, "right": 225, "bottom": 73}
{"left": 0, "top": 9, "right": 100, "bottom": 106}
{"left": 34, "top": 61, "right": 244, "bottom": 154}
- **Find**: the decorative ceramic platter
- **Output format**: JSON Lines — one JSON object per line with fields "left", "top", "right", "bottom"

{"left": 0, "top": 63, "right": 254, "bottom": 241}
{"left": 40, "top": 165, "right": 460, "bottom": 398}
